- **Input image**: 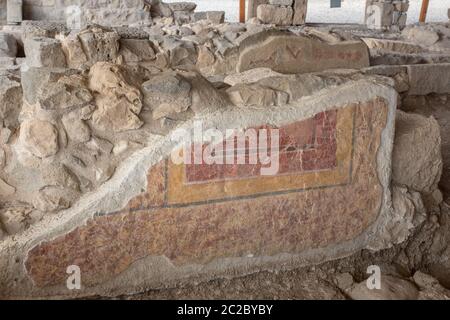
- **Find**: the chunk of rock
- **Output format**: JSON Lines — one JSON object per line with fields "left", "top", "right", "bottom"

{"left": 33, "top": 186, "right": 78, "bottom": 213}
{"left": 0, "top": 206, "right": 33, "bottom": 235}
{"left": 0, "top": 177, "right": 15, "bottom": 197}
{"left": 293, "top": 0, "right": 308, "bottom": 25}
{"left": 89, "top": 62, "right": 143, "bottom": 132}
{"left": 58, "top": 33, "right": 88, "bottom": 69}
{"left": 402, "top": 26, "right": 440, "bottom": 47}
{"left": 142, "top": 71, "right": 192, "bottom": 117}
{"left": 237, "top": 31, "right": 369, "bottom": 74}
{"left": 224, "top": 68, "right": 283, "bottom": 86}
{"left": 37, "top": 79, "right": 93, "bottom": 111}
{"left": 78, "top": 28, "right": 120, "bottom": 63}
{"left": 392, "top": 111, "right": 442, "bottom": 193}
{"left": 168, "top": 2, "right": 197, "bottom": 12}
{"left": 62, "top": 112, "right": 91, "bottom": 143}
{"left": 42, "top": 164, "right": 80, "bottom": 192}
{"left": 24, "top": 37, "right": 67, "bottom": 68}
{"left": 257, "top": 4, "right": 294, "bottom": 26}
{"left": 0, "top": 33, "right": 18, "bottom": 57}
{"left": 407, "top": 64, "right": 450, "bottom": 95}
{"left": 0, "top": 74, "right": 22, "bottom": 129}
{"left": 348, "top": 276, "right": 419, "bottom": 300}
{"left": 118, "top": 39, "right": 156, "bottom": 63}
{"left": 92, "top": 94, "right": 144, "bottom": 132}
{"left": 227, "top": 83, "right": 289, "bottom": 107}
{"left": 21, "top": 67, "right": 79, "bottom": 105}
{"left": 413, "top": 271, "right": 450, "bottom": 300}
{"left": 18, "top": 119, "right": 59, "bottom": 159}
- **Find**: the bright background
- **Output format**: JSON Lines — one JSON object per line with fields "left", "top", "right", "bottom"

{"left": 164, "top": 0, "right": 450, "bottom": 24}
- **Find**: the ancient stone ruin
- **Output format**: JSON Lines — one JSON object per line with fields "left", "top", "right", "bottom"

{"left": 1, "top": 0, "right": 450, "bottom": 300}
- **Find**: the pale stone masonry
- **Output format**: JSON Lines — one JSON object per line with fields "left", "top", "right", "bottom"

{"left": 256, "top": 0, "right": 308, "bottom": 26}
{"left": 365, "top": 0, "right": 409, "bottom": 31}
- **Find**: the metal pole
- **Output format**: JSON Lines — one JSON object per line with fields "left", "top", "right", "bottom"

{"left": 419, "top": 0, "right": 429, "bottom": 23}
{"left": 240, "top": 0, "right": 246, "bottom": 22}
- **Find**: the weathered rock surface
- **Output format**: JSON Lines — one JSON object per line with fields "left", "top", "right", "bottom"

{"left": 407, "top": 64, "right": 450, "bottom": 95}
{"left": 18, "top": 119, "right": 59, "bottom": 159}
{"left": 237, "top": 31, "right": 369, "bottom": 74}
{"left": 78, "top": 28, "right": 120, "bottom": 64}
{"left": 0, "top": 33, "right": 18, "bottom": 58}
{"left": 142, "top": 71, "right": 192, "bottom": 119}
{"left": 24, "top": 37, "right": 67, "bottom": 68}
{"left": 0, "top": 74, "right": 22, "bottom": 129}
{"left": 257, "top": 5, "right": 293, "bottom": 26}
{"left": 392, "top": 111, "right": 442, "bottom": 193}
{"left": 348, "top": 276, "right": 419, "bottom": 300}
{"left": 89, "top": 62, "right": 143, "bottom": 132}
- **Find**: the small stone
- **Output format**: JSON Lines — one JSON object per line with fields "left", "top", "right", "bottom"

{"left": 19, "top": 119, "right": 59, "bottom": 159}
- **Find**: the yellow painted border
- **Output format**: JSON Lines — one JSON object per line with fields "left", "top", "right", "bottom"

{"left": 167, "top": 106, "right": 355, "bottom": 205}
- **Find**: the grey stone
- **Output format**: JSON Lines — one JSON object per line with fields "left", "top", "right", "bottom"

{"left": 392, "top": 110, "right": 442, "bottom": 193}
{"left": 407, "top": 63, "right": 450, "bottom": 95}
{"left": 0, "top": 33, "right": 17, "bottom": 57}
{"left": 24, "top": 37, "right": 67, "bottom": 68}
{"left": 78, "top": 28, "right": 120, "bottom": 63}
{"left": 348, "top": 276, "right": 419, "bottom": 300}
{"left": 0, "top": 74, "right": 22, "bottom": 129}
{"left": 269, "top": 0, "right": 293, "bottom": 5}
{"left": 142, "top": 71, "right": 192, "bottom": 115}
{"left": 257, "top": 4, "right": 293, "bottom": 26}
{"left": 18, "top": 119, "right": 59, "bottom": 159}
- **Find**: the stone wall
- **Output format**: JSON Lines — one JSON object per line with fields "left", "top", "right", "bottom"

{"left": 365, "top": 0, "right": 409, "bottom": 31}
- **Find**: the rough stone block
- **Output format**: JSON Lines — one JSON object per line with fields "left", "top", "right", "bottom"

{"left": 257, "top": 4, "right": 293, "bottom": 26}
{"left": 0, "top": 33, "right": 18, "bottom": 57}
{"left": 0, "top": 76, "right": 401, "bottom": 297}
{"left": 237, "top": 31, "right": 370, "bottom": 74}
{"left": 392, "top": 110, "right": 442, "bottom": 193}
{"left": 269, "top": 0, "right": 293, "bottom": 5}
{"left": 407, "top": 63, "right": 450, "bottom": 95}
{"left": 293, "top": 0, "right": 308, "bottom": 25}
{"left": 23, "top": 37, "right": 67, "bottom": 68}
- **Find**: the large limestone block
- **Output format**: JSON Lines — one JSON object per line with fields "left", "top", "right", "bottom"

{"left": 392, "top": 111, "right": 442, "bottom": 193}
{"left": 257, "top": 4, "right": 293, "bottom": 26}
{"left": 0, "top": 74, "right": 22, "bottom": 129}
{"left": 0, "top": 76, "right": 402, "bottom": 298}
{"left": 78, "top": 28, "right": 120, "bottom": 64}
{"left": 247, "top": 0, "right": 269, "bottom": 19}
{"left": 24, "top": 37, "right": 67, "bottom": 68}
{"left": 18, "top": 119, "right": 59, "bottom": 159}
{"left": 293, "top": 0, "right": 308, "bottom": 25}
{"left": 0, "top": 33, "right": 18, "bottom": 57}
{"left": 407, "top": 64, "right": 450, "bottom": 95}
{"left": 348, "top": 276, "right": 419, "bottom": 300}
{"left": 88, "top": 62, "right": 143, "bottom": 132}
{"left": 237, "top": 31, "right": 370, "bottom": 74}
